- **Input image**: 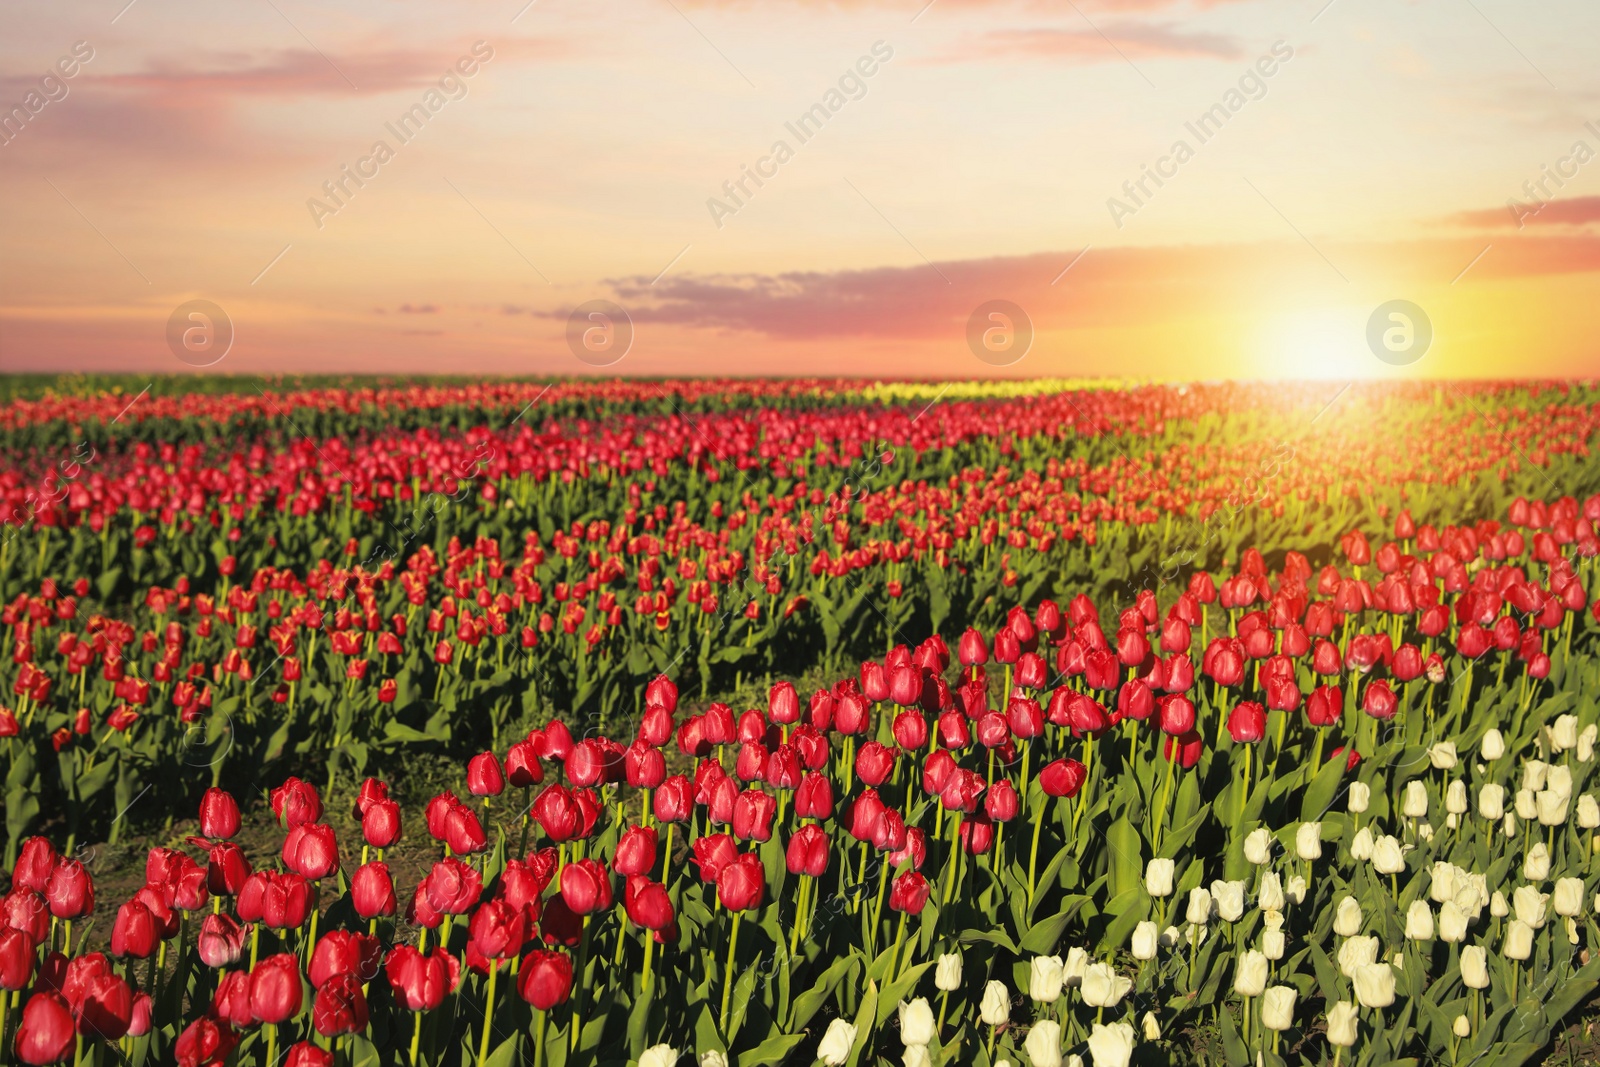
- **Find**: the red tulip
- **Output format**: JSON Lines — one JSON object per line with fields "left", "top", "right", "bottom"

{"left": 197, "top": 788, "right": 240, "bottom": 840}
{"left": 363, "top": 799, "right": 402, "bottom": 849}
{"left": 44, "top": 861, "right": 93, "bottom": 920}
{"left": 559, "top": 859, "right": 613, "bottom": 915}
{"left": 249, "top": 953, "right": 303, "bottom": 1025}
{"left": 65, "top": 961, "right": 133, "bottom": 1041}
{"left": 623, "top": 876, "right": 675, "bottom": 930}
{"left": 1362, "top": 679, "right": 1398, "bottom": 720}
{"left": 769, "top": 680, "right": 801, "bottom": 724}
{"left": 984, "top": 780, "right": 1019, "bottom": 822}
{"left": 1162, "top": 730, "right": 1204, "bottom": 769}
{"left": 308, "top": 930, "right": 382, "bottom": 988}
{"left": 958, "top": 627, "right": 989, "bottom": 667}
{"left": 1158, "top": 695, "right": 1196, "bottom": 736}
{"left": 517, "top": 950, "right": 573, "bottom": 1010}
{"left": 1, "top": 927, "right": 36, "bottom": 990}
{"left": 1226, "top": 702, "right": 1266, "bottom": 744}
{"left": 466, "top": 752, "right": 505, "bottom": 797}
{"left": 639, "top": 703, "right": 675, "bottom": 748}
{"left": 237, "top": 871, "right": 316, "bottom": 930}
{"left": 199, "top": 841, "right": 252, "bottom": 897}
{"left": 14, "top": 993, "right": 75, "bottom": 1066}
{"left": 312, "top": 974, "right": 368, "bottom": 1037}
{"left": 626, "top": 741, "right": 667, "bottom": 788}
{"left": 196, "top": 913, "right": 247, "bottom": 968}
{"left": 612, "top": 826, "right": 658, "bottom": 876}
{"left": 351, "top": 862, "right": 396, "bottom": 919}
{"left": 716, "top": 852, "right": 765, "bottom": 911}
{"left": 282, "top": 823, "right": 340, "bottom": 881}
{"left": 888, "top": 872, "right": 930, "bottom": 914}
{"left": 110, "top": 900, "right": 157, "bottom": 959}
{"left": 468, "top": 897, "right": 528, "bottom": 960}
{"left": 786, "top": 825, "right": 830, "bottom": 877}
{"left": 958, "top": 816, "right": 994, "bottom": 854}
{"left": 174, "top": 1016, "right": 238, "bottom": 1067}
{"left": 652, "top": 775, "right": 693, "bottom": 823}
{"left": 533, "top": 785, "right": 581, "bottom": 842}
{"left": 505, "top": 740, "right": 542, "bottom": 788}
{"left": 385, "top": 945, "right": 461, "bottom": 1012}
{"left": 269, "top": 777, "right": 323, "bottom": 829}
{"left": 14, "top": 838, "right": 58, "bottom": 894}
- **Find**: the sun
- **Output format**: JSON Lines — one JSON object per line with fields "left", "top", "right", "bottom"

{"left": 1252, "top": 306, "right": 1388, "bottom": 379}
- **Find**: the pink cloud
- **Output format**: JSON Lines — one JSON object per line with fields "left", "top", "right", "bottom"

{"left": 1448, "top": 195, "right": 1600, "bottom": 229}
{"left": 930, "top": 22, "right": 1242, "bottom": 63}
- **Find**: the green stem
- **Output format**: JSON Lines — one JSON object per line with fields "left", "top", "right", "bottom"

{"left": 477, "top": 960, "right": 498, "bottom": 1067}
{"left": 719, "top": 910, "right": 744, "bottom": 1033}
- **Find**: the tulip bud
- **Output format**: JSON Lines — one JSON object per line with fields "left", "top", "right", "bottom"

{"left": 1333, "top": 896, "right": 1362, "bottom": 937}
{"left": 1029, "top": 956, "right": 1065, "bottom": 1003}
{"left": 934, "top": 952, "right": 962, "bottom": 991}
{"left": 1144, "top": 858, "right": 1174, "bottom": 897}
{"left": 1261, "top": 986, "right": 1297, "bottom": 1031}
{"left": 1080, "top": 963, "right": 1131, "bottom": 1008}
{"left": 1371, "top": 835, "right": 1405, "bottom": 875}
{"left": 516, "top": 950, "right": 573, "bottom": 1009}
{"left": 1326, "top": 1001, "right": 1360, "bottom": 1046}
{"left": 1243, "top": 828, "right": 1272, "bottom": 866}
{"left": 1402, "top": 781, "right": 1428, "bottom": 820}
{"left": 1295, "top": 822, "right": 1322, "bottom": 861}
{"left": 1504, "top": 918, "right": 1534, "bottom": 960}
{"left": 1404, "top": 900, "right": 1434, "bottom": 941}
{"left": 198, "top": 788, "right": 241, "bottom": 840}
{"left": 1233, "top": 950, "right": 1268, "bottom": 997}
{"left": 1347, "top": 782, "right": 1370, "bottom": 814}
{"left": 1460, "top": 944, "right": 1490, "bottom": 988}
{"left": 1554, "top": 876, "right": 1584, "bottom": 917}
{"left": 1352, "top": 962, "right": 1395, "bottom": 1008}
{"left": 1258, "top": 872, "right": 1284, "bottom": 912}
{"left": 466, "top": 753, "right": 505, "bottom": 797}
{"left": 1086, "top": 1023, "right": 1135, "bottom": 1067}
{"left": 1185, "top": 887, "right": 1212, "bottom": 926}
{"left": 1210, "top": 880, "right": 1244, "bottom": 922}
{"left": 1130, "top": 921, "right": 1158, "bottom": 960}
{"left": 817, "top": 1019, "right": 858, "bottom": 1066}
{"left": 979, "top": 980, "right": 1010, "bottom": 1025}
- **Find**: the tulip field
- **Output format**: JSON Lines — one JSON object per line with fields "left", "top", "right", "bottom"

{"left": 3, "top": 376, "right": 1600, "bottom": 1067}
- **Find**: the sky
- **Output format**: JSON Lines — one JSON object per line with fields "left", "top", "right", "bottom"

{"left": 1, "top": 0, "right": 1598, "bottom": 380}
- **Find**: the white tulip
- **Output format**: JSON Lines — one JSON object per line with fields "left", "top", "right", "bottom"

{"left": 1568, "top": 917, "right": 1581, "bottom": 945}
{"left": 1524, "top": 842, "right": 1551, "bottom": 882}
{"left": 898, "top": 998, "right": 936, "bottom": 1047}
{"left": 1285, "top": 875, "right": 1307, "bottom": 905}
{"left": 1405, "top": 900, "right": 1434, "bottom": 941}
{"left": 1554, "top": 877, "right": 1584, "bottom": 917}
{"left": 1553, "top": 715, "right": 1579, "bottom": 752}
{"left": 1515, "top": 789, "right": 1538, "bottom": 821}
{"left": 1417, "top": 822, "right": 1434, "bottom": 842}
{"left": 1029, "top": 957, "right": 1065, "bottom": 1004}
{"left": 1023, "top": 1020, "right": 1062, "bottom": 1067}
{"left": 1349, "top": 827, "right": 1374, "bottom": 861}
{"left": 1504, "top": 918, "right": 1534, "bottom": 960}
{"left": 1080, "top": 963, "right": 1132, "bottom": 1008}
{"left": 1480, "top": 729, "right": 1505, "bottom": 761}
{"left": 1524, "top": 760, "right": 1549, "bottom": 793}
{"left": 1261, "top": 985, "right": 1297, "bottom": 1030}
{"left": 700, "top": 1053, "right": 728, "bottom": 1067}
{"left": 1402, "top": 781, "right": 1429, "bottom": 819}
{"left": 1478, "top": 784, "right": 1505, "bottom": 821}
{"left": 1446, "top": 780, "right": 1468, "bottom": 815}
{"left": 1333, "top": 895, "right": 1363, "bottom": 937}
{"left": 817, "top": 1019, "right": 858, "bottom": 1065}
{"left": 1453, "top": 1014, "right": 1471, "bottom": 1038}
{"left": 1085, "top": 1022, "right": 1135, "bottom": 1067}
{"left": 1581, "top": 725, "right": 1597, "bottom": 764}
{"left": 1326, "top": 1002, "right": 1360, "bottom": 1047}
{"left": 1579, "top": 795, "right": 1600, "bottom": 829}
{"left": 1491, "top": 891, "right": 1509, "bottom": 918}
{"left": 1337, "top": 935, "right": 1379, "bottom": 978}
{"left": 1430, "top": 862, "right": 1458, "bottom": 903}
{"left": 1144, "top": 858, "right": 1174, "bottom": 897}
{"left": 1258, "top": 872, "right": 1284, "bottom": 912}
{"left": 1262, "top": 909, "right": 1284, "bottom": 930}
{"left": 1141, "top": 1011, "right": 1160, "bottom": 1041}
{"left": 639, "top": 1048, "right": 679, "bottom": 1067}
{"left": 1064, "top": 947, "right": 1088, "bottom": 986}
{"left": 1353, "top": 962, "right": 1396, "bottom": 1009}
{"left": 1243, "top": 827, "right": 1273, "bottom": 866}
{"left": 1513, "top": 885, "right": 1549, "bottom": 928}
{"left": 1131, "top": 921, "right": 1159, "bottom": 961}
{"left": 1348, "top": 782, "right": 1370, "bottom": 814}
{"left": 934, "top": 952, "right": 962, "bottom": 992}
{"left": 1504, "top": 813, "right": 1518, "bottom": 839}
{"left": 1262, "top": 927, "right": 1285, "bottom": 961}
{"left": 1460, "top": 945, "right": 1489, "bottom": 989}
{"left": 1428, "top": 742, "right": 1458, "bottom": 770}
{"left": 1211, "top": 880, "right": 1245, "bottom": 922}
{"left": 1371, "top": 835, "right": 1406, "bottom": 875}
{"left": 1537, "top": 790, "right": 1569, "bottom": 826}
{"left": 1186, "top": 887, "right": 1213, "bottom": 926}
{"left": 980, "top": 981, "right": 1011, "bottom": 1025}
{"left": 1159, "top": 927, "right": 1181, "bottom": 951}
{"left": 1296, "top": 822, "right": 1322, "bottom": 861}
{"left": 1438, "top": 901, "right": 1468, "bottom": 943}
{"left": 1233, "top": 950, "right": 1268, "bottom": 997}
{"left": 903, "top": 1047, "right": 933, "bottom": 1067}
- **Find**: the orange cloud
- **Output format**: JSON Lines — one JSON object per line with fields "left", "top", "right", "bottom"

{"left": 1448, "top": 195, "right": 1600, "bottom": 230}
